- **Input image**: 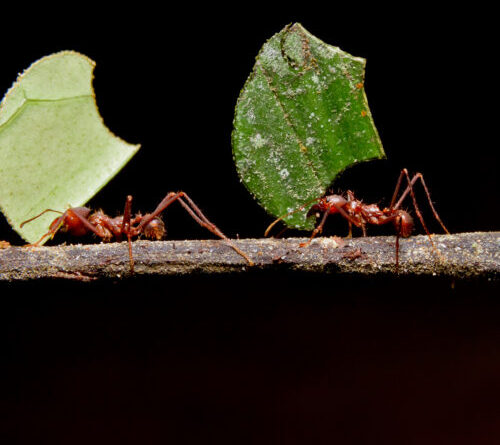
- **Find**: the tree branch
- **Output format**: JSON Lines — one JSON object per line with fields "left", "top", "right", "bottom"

{"left": 0, "top": 232, "right": 498, "bottom": 281}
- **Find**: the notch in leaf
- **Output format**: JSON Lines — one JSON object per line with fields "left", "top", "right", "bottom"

{"left": 0, "top": 51, "right": 140, "bottom": 243}
{"left": 232, "top": 23, "right": 385, "bottom": 230}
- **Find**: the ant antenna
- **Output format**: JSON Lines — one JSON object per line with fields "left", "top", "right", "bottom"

{"left": 20, "top": 209, "right": 64, "bottom": 228}
{"left": 264, "top": 196, "right": 322, "bottom": 237}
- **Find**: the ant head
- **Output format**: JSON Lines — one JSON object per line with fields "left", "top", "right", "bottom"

{"left": 307, "top": 202, "right": 321, "bottom": 216}
{"left": 56, "top": 207, "right": 92, "bottom": 237}
{"left": 307, "top": 194, "right": 347, "bottom": 216}
{"left": 143, "top": 217, "right": 165, "bottom": 240}
{"left": 395, "top": 210, "right": 414, "bottom": 238}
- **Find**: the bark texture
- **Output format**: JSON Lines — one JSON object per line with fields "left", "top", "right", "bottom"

{"left": 0, "top": 232, "right": 498, "bottom": 282}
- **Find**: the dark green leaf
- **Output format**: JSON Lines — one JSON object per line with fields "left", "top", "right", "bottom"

{"left": 232, "top": 23, "right": 385, "bottom": 229}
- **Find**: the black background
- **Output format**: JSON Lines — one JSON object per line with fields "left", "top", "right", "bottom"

{"left": 0, "top": 6, "right": 497, "bottom": 242}
{"left": 1, "top": 5, "right": 499, "bottom": 444}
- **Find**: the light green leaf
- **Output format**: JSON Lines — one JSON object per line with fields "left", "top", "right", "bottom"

{"left": 0, "top": 51, "right": 140, "bottom": 243}
{"left": 232, "top": 23, "right": 385, "bottom": 230}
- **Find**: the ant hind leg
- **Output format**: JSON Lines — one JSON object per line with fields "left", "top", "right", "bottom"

{"left": 393, "top": 169, "right": 449, "bottom": 235}
{"left": 176, "top": 192, "right": 254, "bottom": 266}
{"left": 391, "top": 169, "right": 451, "bottom": 264}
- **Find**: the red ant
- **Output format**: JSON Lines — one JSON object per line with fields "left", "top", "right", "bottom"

{"left": 21, "top": 192, "right": 254, "bottom": 272}
{"left": 265, "top": 168, "right": 449, "bottom": 272}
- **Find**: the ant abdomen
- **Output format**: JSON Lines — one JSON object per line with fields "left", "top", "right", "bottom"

{"left": 395, "top": 210, "right": 414, "bottom": 238}
{"left": 142, "top": 217, "right": 165, "bottom": 240}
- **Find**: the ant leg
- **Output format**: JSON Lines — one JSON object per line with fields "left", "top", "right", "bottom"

{"left": 120, "top": 195, "right": 135, "bottom": 273}
{"left": 264, "top": 196, "right": 322, "bottom": 237}
{"left": 176, "top": 193, "right": 254, "bottom": 266}
{"left": 394, "top": 169, "right": 449, "bottom": 234}
{"left": 120, "top": 195, "right": 132, "bottom": 237}
{"left": 274, "top": 226, "right": 290, "bottom": 239}
{"left": 392, "top": 169, "right": 419, "bottom": 210}
{"left": 347, "top": 221, "right": 353, "bottom": 238}
{"left": 391, "top": 169, "right": 446, "bottom": 262}
{"left": 25, "top": 223, "right": 63, "bottom": 247}
{"left": 395, "top": 231, "right": 400, "bottom": 274}
{"left": 134, "top": 191, "right": 254, "bottom": 266}
{"left": 392, "top": 215, "right": 404, "bottom": 273}
{"left": 360, "top": 222, "right": 367, "bottom": 237}
{"left": 299, "top": 210, "right": 330, "bottom": 247}
{"left": 264, "top": 215, "right": 286, "bottom": 238}
{"left": 20, "top": 209, "right": 65, "bottom": 246}
{"left": 134, "top": 192, "right": 182, "bottom": 234}
{"left": 129, "top": 193, "right": 186, "bottom": 272}
{"left": 389, "top": 169, "right": 406, "bottom": 210}
{"left": 395, "top": 171, "right": 449, "bottom": 234}
{"left": 345, "top": 191, "right": 360, "bottom": 237}
{"left": 176, "top": 195, "right": 225, "bottom": 237}
{"left": 397, "top": 170, "right": 434, "bottom": 250}
{"left": 330, "top": 203, "right": 363, "bottom": 236}
{"left": 300, "top": 202, "right": 363, "bottom": 248}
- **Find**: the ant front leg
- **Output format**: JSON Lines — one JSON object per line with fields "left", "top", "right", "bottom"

{"left": 300, "top": 200, "right": 362, "bottom": 248}
{"left": 299, "top": 210, "right": 330, "bottom": 247}
{"left": 20, "top": 209, "right": 65, "bottom": 246}
{"left": 264, "top": 196, "right": 324, "bottom": 238}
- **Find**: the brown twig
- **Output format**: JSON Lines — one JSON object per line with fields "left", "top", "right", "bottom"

{"left": 0, "top": 232, "right": 498, "bottom": 281}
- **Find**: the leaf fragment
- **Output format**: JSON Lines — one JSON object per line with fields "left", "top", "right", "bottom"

{"left": 0, "top": 51, "right": 140, "bottom": 243}
{"left": 232, "top": 23, "right": 385, "bottom": 230}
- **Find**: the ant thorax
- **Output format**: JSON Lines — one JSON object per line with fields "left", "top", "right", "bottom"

{"left": 345, "top": 198, "right": 363, "bottom": 214}
{"left": 88, "top": 211, "right": 115, "bottom": 241}
{"left": 360, "top": 203, "right": 385, "bottom": 223}
{"left": 326, "top": 194, "right": 347, "bottom": 212}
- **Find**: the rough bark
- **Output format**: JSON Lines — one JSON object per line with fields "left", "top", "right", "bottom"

{"left": 0, "top": 232, "right": 498, "bottom": 282}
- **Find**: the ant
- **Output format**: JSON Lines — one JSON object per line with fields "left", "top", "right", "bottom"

{"left": 265, "top": 168, "right": 450, "bottom": 272}
{"left": 21, "top": 191, "right": 254, "bottom": 272}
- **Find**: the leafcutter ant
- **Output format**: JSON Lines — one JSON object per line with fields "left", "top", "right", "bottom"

{"left": 265, "top": 169, "right": 449, "bottom": 272}
{"left": 21, "top": 192, "right": 254, "bottom": 272}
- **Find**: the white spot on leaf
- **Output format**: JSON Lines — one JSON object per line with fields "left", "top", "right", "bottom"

{"left": 250, "top": 133, "right": 267, "bottom": 148}
{"left": 279, "top": 168, "right": 290, "bottom": 179}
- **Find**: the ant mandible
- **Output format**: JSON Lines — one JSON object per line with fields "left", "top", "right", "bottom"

{"left": 265, "top": 168, "right": 449, "bottom": 272}
{"left": 21, "top": 191, "right": 254, "bottom": 272}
